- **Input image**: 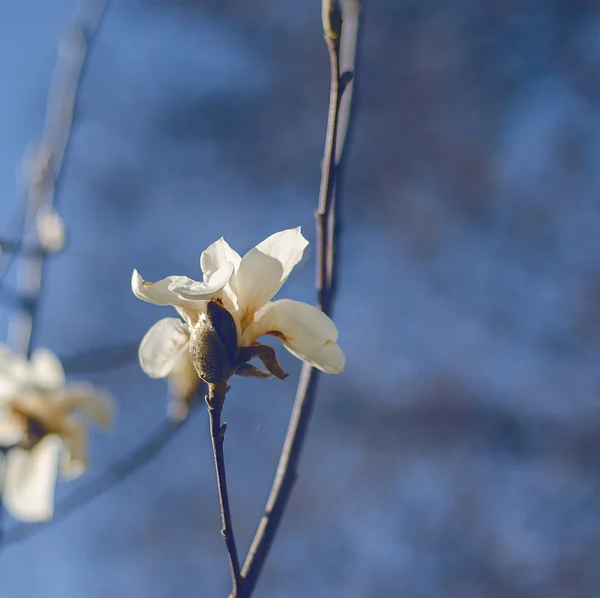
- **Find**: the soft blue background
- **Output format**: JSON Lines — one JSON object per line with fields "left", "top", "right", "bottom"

{"left": 2, "top": 1, "right": 600, "bottom": 596}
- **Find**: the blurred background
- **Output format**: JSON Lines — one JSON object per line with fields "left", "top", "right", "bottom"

{"left": 2, "top": 0, "right": 600, "bottom": 596}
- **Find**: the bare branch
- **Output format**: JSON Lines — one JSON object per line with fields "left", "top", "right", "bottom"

{"left": 238, "top": 1, "right": 361, "bottom": 593}
{"left": 205, "top": 387, "right": 242, "bottom": 595}
{"left": 2, "top": 407, "right": 196, "bottom": 548}
{"left": 8, "top": 0, "right": 111, "bottom": 357}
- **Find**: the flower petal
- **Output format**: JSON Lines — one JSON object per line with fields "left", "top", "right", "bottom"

{"left": 30, "top": 348, "right": 65, "bottom": 391}
{"left": 138, "top": 318, "right": 190, "bottom": 379}
{"left": 243, "top": 299, "right": 345, "bottom": 374}
{"left": 132, "top": 270, "right": 197, "bottom": 308}
{"left": 60, "top": 421, "right": 87, "bottom": 480}
{"left": 58, "top": 384, "right": 114, "bottom": 430}
{"left": 0, "top": 408, "right": 24, "bottom": 446}
{"left": 2, "top": 435, "right": 61, "bottom": 522}
{"left": 168, "top": 263, "right": 233, "bottom": 300}
{"left": 200, "top": 237, "right": 242, "bottom": 281}
{"left": 232, "top": 228, "right": 309, "bottom": 314}
{"left": 0, "top": 346, "right": 29, "bottom": 396}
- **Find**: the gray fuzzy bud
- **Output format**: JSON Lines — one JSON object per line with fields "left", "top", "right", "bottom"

{"left": 188, "top": 301, "right": 238, "bottom": 384}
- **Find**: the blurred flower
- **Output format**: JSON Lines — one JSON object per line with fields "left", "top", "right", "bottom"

{"left": 132, "top": 228, "right": 345, "bottom": 390}
{"left": 166, "top": 349, "right": 200, "bottom": 421}
{"left": 36, "top": 210, "right": 66, "bottom": 253}
{"left": 0, "top": 346, "right": 113, "bottom": 522}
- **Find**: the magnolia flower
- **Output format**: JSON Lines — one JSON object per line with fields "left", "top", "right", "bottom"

{"left": 132, "top": 228, "right": 344, "bottom": 390}
{"left": 0, "top": 346, "right": 113, "bottom": 522}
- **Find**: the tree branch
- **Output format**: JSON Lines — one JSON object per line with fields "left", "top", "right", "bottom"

{"left": 2, "top": 408, "right": 195, "bottom": 548}
{"left": 238, "top": 1, "right": 361, "bottom": 594}
{"left": 205, "top": 386, "right": 242, "bottom": 595}
{"left": 8, "top": 0, "right": 111, "bottom": 357}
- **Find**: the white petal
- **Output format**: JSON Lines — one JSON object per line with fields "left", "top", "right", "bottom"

{"left": 232, "top": 228, "right": 309, "bottom": 313}
{"left": 244, "top": 299, "right": 345, "bottom": 374}
{"left": 132, "top": 270, "right": 194, "bottom": 307}
{"left": 58, "top": 384, "right": 114, "bottom": 430}
{"left": 60, "top": 421, "right": 87, "bottom": 480}
{"left": 30, "top": 348, "right": 65, "bottom": 390}
{"left": 0, "top": 345, "right": 29, "bottom": 396}
{"left": 138, "top": 318, "right": 190, "bottom": 379}
{"left": 168, "top": 263, "right": 233, "bottom": 300}
{"left": 0, "top": 408, "right": 24, "bottom": 446}
{"left": 3, "top": 435, "right": 61, "bottom": 522}
{"left": 200, "top": 237, "right": 242, "bottom": 281}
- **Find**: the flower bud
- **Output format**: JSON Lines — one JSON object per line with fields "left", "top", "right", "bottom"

{"left": 36, "top": 211, "right": 66, "bottom": 253}
{"left": 188, "top": 301, "right": 238, "bottom": 385}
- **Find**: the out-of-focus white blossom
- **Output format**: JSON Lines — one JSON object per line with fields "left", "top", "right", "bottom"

{"left": 36, "top": 211, "right": 66, "bottom": 253}
{"left": 166, "top": 350, "right": 200, "bottom": 421}
{"left": 132, "top": 228, "right": 345, "bottom": 388}
{"left": 0, "top": 346, "right": 113, "bottom": 522}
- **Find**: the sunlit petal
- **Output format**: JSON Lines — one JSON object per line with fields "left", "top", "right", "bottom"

{"left": 243, "top": 299, "right": 345, "bottom": 374}
{"left": 132, "top": 270, "right": 195, "bottom": 307}
{"left": 200, "top": 237, "right": 242, "bottom": 281}
{"left": 232, "top": 228, "right": 308, "bottom": 314}
{"left": 168, "top": 263, "right": 233, "bottom": 300}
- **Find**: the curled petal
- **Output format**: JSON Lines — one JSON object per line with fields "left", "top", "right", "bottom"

{"left": 59, "top": 384, "right": 114, "bottom": 430}
{"left": 200, "top": 237, "right": 241, "bottom": 281}
{"left": 132, "top": 270, "right": 188, "bottom": 306}
{"left": 168, "top": 263, "right": 233, "bottom": 301}
{"left": 30, "top": 348, "right": 65, "bottom": 391}
{"left": 139, "top": 318, "right": 190, "bottom": 379}
{"left": 2, "top": 435, "right": 61, "bottom": 522}
{"left": 232, "top": 228, "right": 308, "bottom": 314}
{"left": 243, "top": 299, "right": 345, "bottom": 374}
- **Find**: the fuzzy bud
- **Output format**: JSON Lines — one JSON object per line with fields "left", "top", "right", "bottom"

{"left": 188, "top": 301, "right": 238, "bottom": 385}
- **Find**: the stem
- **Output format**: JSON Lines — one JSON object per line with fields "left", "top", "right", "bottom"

{"left": 206, "top": 387, "right": 242, "bottom": 595}
{"left": 238, "top": 1, "right": 360, "bottom": 594}
{"left": 7, "top": 0, "right": 110, "bottom": 357}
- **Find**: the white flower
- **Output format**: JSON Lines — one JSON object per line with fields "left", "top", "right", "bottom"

{"left": 0, "top": 346, "right": 113, "bottom": 522}
{"left": 132, "top": 228, "right": 345, "bottom": 386}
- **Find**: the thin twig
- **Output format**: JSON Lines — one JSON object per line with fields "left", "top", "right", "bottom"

{"left": 8, "top": 0, "right": 111, "bottom": 357}
{"left": 3, "top": 407, "right": 195, "bottom": 548}
{"left": 206, "top": 386, "right": 242, "bottom": 595}
{"left": 239, "top": 1, "right": 361, "bottom": 594}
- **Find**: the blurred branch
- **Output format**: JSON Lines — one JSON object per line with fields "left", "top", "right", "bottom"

{"left": 238, "top": 1, "right": 361, "bottom": 594}
{"left": 8, "top": 0, "right": 111, "bottom": 357}
{"left": 206, "top": 389, "right": 241, "bottom": 595}
{"left": 0, "top": 241, "right": 51, "bottom": 257}
{"left": 60, "top": 341, "right": 139, "bottom": 373}
{"left": 3, "top": 406, "right": 197, "bottom": 548}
